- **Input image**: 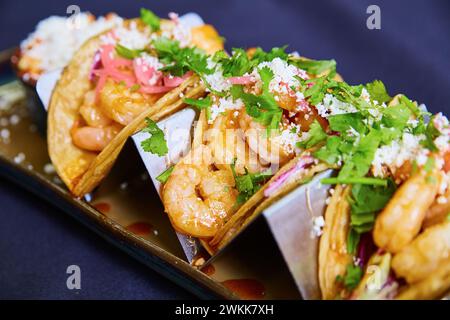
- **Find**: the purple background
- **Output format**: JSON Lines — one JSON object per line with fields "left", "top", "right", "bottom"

{"left": 0, "top": 0, "right": 449, "bottom": 299}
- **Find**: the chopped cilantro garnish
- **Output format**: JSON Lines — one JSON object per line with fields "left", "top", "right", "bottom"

{"left": 328, "top": 112, "right": 367, "bottom": 134}
{"left": 153, "top": 37, "right": 213, "bottom": 76}
{"left": 156, "top": 166, "right": 174, "bottom": 183}
{"left": 297, "top": 120, "right": 327, "bottom": 149}
{"left": 365, "top": 80, "right": 391, "bottom": 103}
{"left": 214, "top": 48, "right": 252, "bottom": 77}
{"left": 292, "top": 58, "right": 336, "bottom": 75}
{"left": 336, "top": 263, "right": 363, "bottom": 291}
{"left": 230, "top": 67, "right": 282, "bottom": 130}
{"left": 115, "top": 44, "right": 144, "bottom": 59}
{"left": 250, "top": 46, "right": 289, "bottom": 64}
{"left": 183, "top": 97, "right": 212, "bottom": 119}
{"left": 381, "top": 104, "right": 412, "bottom": 131}
{"left": 347, "top": 229, "right": 360, "bottom": 255}
{"left": 140, "top": 8, "right": 160, "bottom": 31}
{"left": 231, "top": 161, "right": 272, "bottom": 205}
{"left": 140, "top": 118, "right": 168, "bottom": 156}
{"left": 343, "top": 180, "right": 396, "bottom": 253}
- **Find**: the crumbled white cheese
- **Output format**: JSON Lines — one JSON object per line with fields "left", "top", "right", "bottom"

{"left": 254, "top": 57, "right": 302, "bottom": 94}
{"left": 204, "top": 70, "right": 232, "bottom": 93}
{"left": 311, "top": 216, "right": 325, "bottom": 237}
{"left": 208, "top": 97, "right": 244, "bottom": 124}
{"left": 315, "top": 93, "right": 358, "bottom": 118}
{"left": 21, "top": 13, "right": 123, "bottom": 74}
{"left": 272, "top": 123, "right": 302, "bottom": 155}
{"left": 115, "top": 21, "right": 150, "bottom": 50}
{"left": 372, "top": 133, "right": 427, "bottom": 177}
{"left": 160, "top": 13, "right": 192, "bottom": 48}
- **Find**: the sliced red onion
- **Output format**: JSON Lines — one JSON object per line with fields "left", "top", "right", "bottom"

{"left": 264, "top": 155, "right": 314, "bottom": 197}
{"left": 89, "top": 50, "right": 102, "bottom": 81}
{"left": 228, "top": 75, "right": 256, "bottom": 85}
{"left": 356, "top": 232, "right": 377, "bottom": 267}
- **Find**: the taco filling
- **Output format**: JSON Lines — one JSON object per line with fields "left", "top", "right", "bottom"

{"left": 312, "top": 83, "right": 450, "bottom": 299}
{"left": 150, "top": 46, "right": 339, "bottom": 247}
{"left": 48, "top": 9, "right": 223, "bottom": 196}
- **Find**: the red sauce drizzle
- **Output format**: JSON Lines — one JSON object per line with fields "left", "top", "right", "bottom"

{"left": 126, "top": 222, "right": 153, "bottom": 236}
{"left": 221, "top": 279, "right": 265, "bottom": 300}
{"left": 93, "top": 202, "right": 111, "bottom": 215}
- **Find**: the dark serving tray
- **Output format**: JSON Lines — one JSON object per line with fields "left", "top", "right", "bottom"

{"left": 0, "top": 48, "right": 301, "bottom": 300}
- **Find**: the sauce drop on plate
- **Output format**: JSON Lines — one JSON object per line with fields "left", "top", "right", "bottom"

{"left": 126, "top": 222, "right": 153, "bottom": 236}
{"left": 221, "top": 279, "right": 265, "bottom": 299}
{"left": 93, "top": 202, "right": 111, "bottom": 214}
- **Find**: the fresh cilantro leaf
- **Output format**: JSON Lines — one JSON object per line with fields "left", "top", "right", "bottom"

{"left": 398, "top": 95, "right": 421, "bottom": 117}
{"left": 347, "top": 229, "right": 360, "bottom": 255}
{"left": 292, "top": 58, "right": 337, "bottom": 75}
{"left": 115, "top": 44, "right": 144, "bottom": 59}
{"left": 156, "top": 166, "right": 174, "bottom": 183}
{"left": 328, "top": 112, "right": 367, "bottom": 134}
{"left": 381, "top": 104, "right": 412, "bottom": 130}
{"left": 337, "top": 263, "right": 363, "bottom": 291}
{"left": 153, "top": 37, "right": 212, "bottom": 76}
{"left": 365, "top": 80, "right": 391, "bottom": 103}
{"left": 231, "top": 161, "right": 272, "bottom": 205}
{"left": 348, "top": 180, "right": 396, "bottom": 235}
{"left": 230, "top": 67, "right": 282, "bottom": 130}
{"left": 297, "top": 120, "right": 327, "bottom": 149}
{"left": 338, "top": 129, "right": 381, "bottom": 179}
{"left": 140, "top": 118, "right": 168, "bottom": 156}
{"left": 140, "top": 8, "right": 160, "bottom": 31}
{"left": 420, "top": 114, "right": 442, "bottom": 152}
{"left": 378, "top": 126, "right": 403, "bottom": 145}
{"left": 184, "top": 96, "right": 212, "bottom": 109}
{"left": 250, "top": 46, "right": 289, "bottom": 64}
{"left": 215, "top": 48, "right": 252, "bottom": 77}
{"left": 231, "top": 163, "right": 272, "bottom": 205}
{"left": 314, "top": 136, "right": 344, "bottom": 165}
{"left": 184, "top": 96, "right": 212, "bottom": 120}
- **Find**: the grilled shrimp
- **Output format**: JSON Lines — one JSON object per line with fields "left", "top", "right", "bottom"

{"left": 208, "top": 113, "right": 268, "bottom": 175}
{"left": 162, "top": 145, "right": 238, "bottom": 238}
{"left": 373, "top": 169, "right": 441, "bottom": 253}
{"left": 423, "top": 179, "right": 450, "bottom": 228}
{"left": 79, "top": 90, "right": 112, "bottom": 128}
{"left": 392, "top": 221, "right": 450, "bottom": 284}
{"left": 238, "top": 112, "right": 294, "bottom": 166}
{"left": 71, "top": 122, "right": 123, "bottom": 152}
{"left": 99, "top": 79, "right": 162, "bottom": 126}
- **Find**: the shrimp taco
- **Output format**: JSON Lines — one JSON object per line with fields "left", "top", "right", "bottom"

{"left": 151, "top": 46, "right": 342, "bottom": 252}
{"left": 12, "top": 12, "right": 123, "bottom": 86}
{"left": 313, "top": 87, "right": 450, "bottom": 299}
{"left": 48, "top": 8, "right": 223, "bottom": 196}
